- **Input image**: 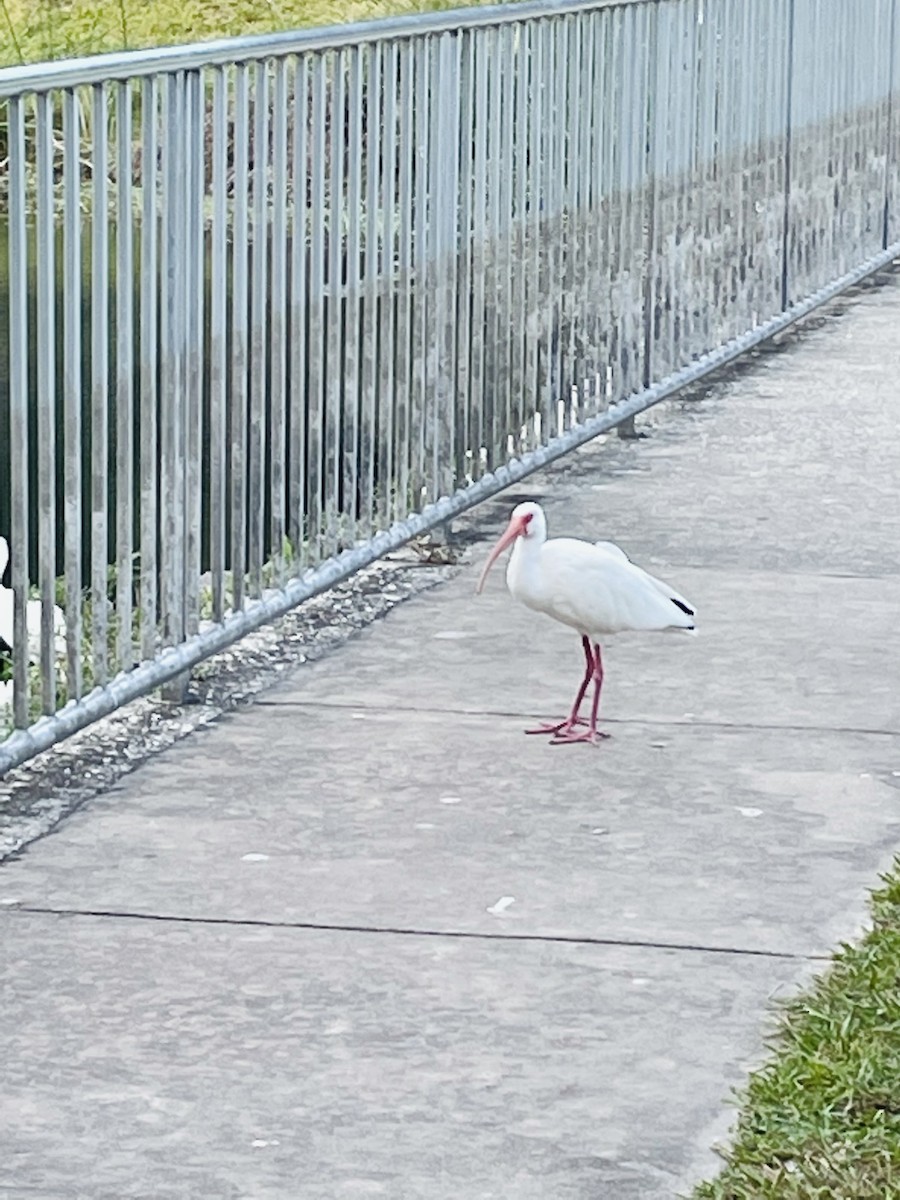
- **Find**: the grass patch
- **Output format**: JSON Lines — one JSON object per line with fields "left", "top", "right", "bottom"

{"left": 0, "top": 0, "right": 496, "bottom": 66}
{"left": 692, "top": 859, "right": 900, "bottom": 1199}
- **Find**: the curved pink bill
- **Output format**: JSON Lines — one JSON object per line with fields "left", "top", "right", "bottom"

{"left": 475, "top": 516, "right": 527, "bottom": 594}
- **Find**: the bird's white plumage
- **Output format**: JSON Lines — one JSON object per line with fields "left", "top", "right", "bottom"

{"left": 593, "top": 540, "right": 695, "bottom": 619}
{"left": 504, "top": 504, "right": 695, "bottom": 638}
{"left": 0, "top": 535, "right": 66, "bottom": 661}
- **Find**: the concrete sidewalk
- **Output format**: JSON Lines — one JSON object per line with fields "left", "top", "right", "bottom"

{"left": 3, "top": 271, "right": 900, "bottom": 1200}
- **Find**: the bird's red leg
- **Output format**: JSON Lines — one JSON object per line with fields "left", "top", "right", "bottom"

{"left": 526, "top": 635, "right": 594, "bottom": 736}
{"left": 551, "top": 643, "right": 611, "bottom": 745}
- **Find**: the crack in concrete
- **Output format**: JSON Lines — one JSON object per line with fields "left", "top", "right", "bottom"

{"left": 253, "top": 699, "right": 900, "bottom": 739}
{"left": 6, "top": 903, "right": 829, "bottom": 962}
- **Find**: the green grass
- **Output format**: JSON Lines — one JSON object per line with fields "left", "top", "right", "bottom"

{"left": 0, "top": 0, "right": 492, "bottom": 66}
{"left": 693, "top": 860, "right": 900, "bottom": 1199}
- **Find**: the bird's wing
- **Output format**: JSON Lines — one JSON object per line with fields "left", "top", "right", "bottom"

{"left": 641, "top": 570, "right": 695, "bottom": 618}
{"left": 593, "top": 540, "right": 695, "bottom": 621}
{"left": 594, "top": 540, "right": 630, "bottom": 563}
{"left": 536, "top": 538, "right": 694, "bottom": 633}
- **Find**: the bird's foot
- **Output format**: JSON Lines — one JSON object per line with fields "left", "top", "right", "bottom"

{"left": 549, "top": 727, "right": 611, "bottom": 746}
{"left": 525, "top": 717, "right": 588, "bottom": 736}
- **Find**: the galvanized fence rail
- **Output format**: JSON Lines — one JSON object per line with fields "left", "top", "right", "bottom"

{"left": 1, "top": 0, "right": 899, "bottom": 773}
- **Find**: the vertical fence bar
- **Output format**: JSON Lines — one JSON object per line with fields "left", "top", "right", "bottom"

{"left": 681, "top": 0, "right": 702, "bottom": 352}
{"left": 455, "top": 30, "right": 475, "bottom": 476}
{"left": 343, "top": 45, "right": 364, "bottom": 545}
{"left": 587, "top": 7, "right": 608, "bottom": 401}
{"left": 677, "top": 0, "right": 696, "bottom": 351}
{"left": 248, "top": 61, "right": 269, "bottom": 595}
{"left": 469, "top": 29, "right": 489, "bottom": 477}
{"left": 7, "top": 95, "right": 29, "bottom": 728}
{"left": 362, "top": 42, "right": 381, "bottom": 537}
{"left": 642, "top": 2, "right": 662, "bottom": 390}
{"left": 271, "top": 57, "right": 289, "bottom": 586}
{"left": 739, "top": 0, "right": 758, "bottom": 323}
{"left": 695, "top": 0, "right": 716, "bottom": 353}
{"left": 632, "top": 3, "right": 652, "bottom": 398}
{"left": 307, "top": 54, "right": 327, "bottom": 562}
{"left": 426, "top": 31, "right": 460, "bottom": 503}
{"left": 561, "top": 12, "right": 580, "bottom": 422}
{"left": 560, "top": 12, "right": 576, "bottom": 422}
{"left": 376, "top": 42, "right": 398, "bottom": 525}
{"left": 410, "top": 37, "right": 430, "bottom": 506}
{"left": 63, "top": 88, "right": 84, "bottom": 698}
{"left": 620, "top": 13, "right": 637, "bottom": 407}
{"left": 711, "top": 0, "right": 729, "bottom": 337}
{"left": 613, "top": 1, "right": 630, "bottom": 405}
{"left": 547, "top": 18, "right": 565, "bottom": 434}
{"left": 210, "top": 67, "right": 228, "bottom": 622}
{"left": 762, "top": 0, "right": 780, "bottom": 318}
{"left": 676, "top": 0, "right": 693, "bottom": 355}
{"left": 511, "top": 19, "right": 526, "bottom": 443}
{"left": 730, "top": 0, "right": 744, "bottom": 322}
{"left": 763, "top": 0, "right": 786, "bottom": 317}
{"left": 482, "top": 26, "right": 500, "bottom": 466}
{"left": 573, "top": 12, "right": 594, "bottom": 404}
{"left": 159, "top": 72, "right": 187, "bottom": 649}
{"left": 834, "top": 0, "right": 846, "bottom": 268}
{"left": 115, "top": 81, "right": 135, "bottom": 672}
{"left": 517, "top": 20, "right": 536, "bottom": 432}
{"left": 139, "top": 77, "right": 159, "bottom": 664}
{"left": 713, "top": 0, "right": 731, "bottom": 331}
{"left": 35, "top": 92, "right": 58, "bottom": 713}
{"left": 527, "top": 19, "right": 545, "bottom": 442}
{"left": 536, "top": 16, "right": 555, "bottom": 432}
{"left": 90, "top": 83, "right": 110, "bottom": 687}
{"left": 664, "top": 0, "right": 681, "bottom": 373}
{"left": 289, "top": 56, "right": 309, "bottom": 564}
{"left": 592, "top": 7, "right": 612, "bottom": 403}
{"left": 394, "top": 41, "right": 414, "bottom": 517}
{"left": 231, "top": 65, "right": 250, "bottom": 610}
{"left": 494, "top": 24, "right": 515, "bottom": 455}
{"left": 887, "top": 0, "right": 899, "bottom": 247}
{"left": 510, "top": 20, "right": 527, "bottom": 444}
{"left": 184, "top": 70, "right": 204, "bottom": 637}
{"left": 325, "top": 49, "right": 346, "bottom": 555}
{"left": 781, "top": 0, "right": 796, "bottom": 310}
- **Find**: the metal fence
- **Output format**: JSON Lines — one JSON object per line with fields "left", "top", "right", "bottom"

{"left": 1, "top": 0, "right": 899, "bottom": 773}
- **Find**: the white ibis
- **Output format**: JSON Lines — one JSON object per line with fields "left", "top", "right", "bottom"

{"left": 476, "top": 501, "right": 696, "bottom": 745}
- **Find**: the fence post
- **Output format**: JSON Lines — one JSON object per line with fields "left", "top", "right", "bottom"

{"left": 158, "top": 73, "right": 189, "bottom": 703}
{"left": 884, "top": 0, "right": 898, "bottom": 249}
{"left": 640, "top": 0, "right": 660, "bottom": 398}
{"left": 620, "top": 0, "right": 659, "bottom": 443}
{"left": 7, "top": 96, "right": 30, "bottom": 729}
{"left": 424, "top": 31, "right": 461, "bottom": 518}
{"left": 780, "top": 0, "right": 797, "bottom": 311}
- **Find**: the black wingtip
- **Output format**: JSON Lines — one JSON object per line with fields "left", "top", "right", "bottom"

{"left": 670, "top": 597, "right": 695, "bottom": 617}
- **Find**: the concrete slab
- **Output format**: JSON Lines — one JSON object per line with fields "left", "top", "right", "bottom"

{"left": 1, "top": 912, "right": 802, "bottom": 1200}
{"left": 2, "top": 710, "right": 899, "bottom": 958}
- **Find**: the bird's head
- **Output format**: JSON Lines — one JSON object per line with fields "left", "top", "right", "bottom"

{"left": 475, "top": 502, "right": 546, "bottom": 594}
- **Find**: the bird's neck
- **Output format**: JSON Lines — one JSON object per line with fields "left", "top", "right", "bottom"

{"left": 507, "top": 534, "right": 543, "bottom": 593}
